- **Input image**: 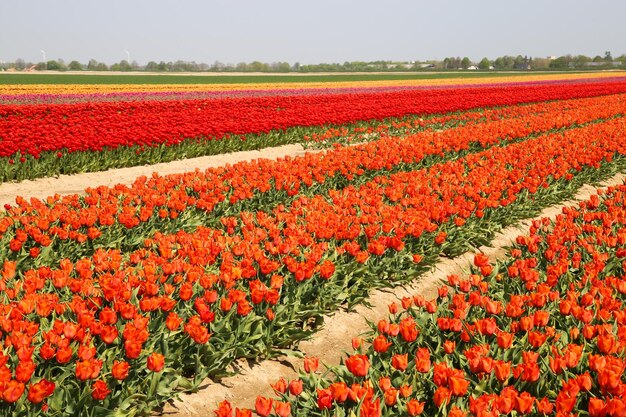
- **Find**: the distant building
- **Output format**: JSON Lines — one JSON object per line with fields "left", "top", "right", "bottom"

{"left": 585, "top": 61, "right": 622, "bottom": 67}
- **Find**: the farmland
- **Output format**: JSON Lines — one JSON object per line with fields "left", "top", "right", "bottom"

{"left": 1, "top": 71, "right": 626, "bottom": 417}
{"left": 0, "top": 71, "right": 590, "bottom": 85}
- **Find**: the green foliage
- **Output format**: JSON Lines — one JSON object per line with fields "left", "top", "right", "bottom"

{"left": 478, "top": 57, "right": 492, "bottom": 70}
{"left": 68, "top": 61, "right": 83, "bottom": 71}
{"left": 45, "top": 60, "right": 62, "bottom": 71}
{"left": 549, "top": 56, "right": 569, "bottom": 69}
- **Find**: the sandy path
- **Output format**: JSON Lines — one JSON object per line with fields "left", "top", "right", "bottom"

{"left": 156, "top": 173, "right": 626, "bottom": 416}
{"left": 0, "top": 144, "right": 311, "bottom": 208}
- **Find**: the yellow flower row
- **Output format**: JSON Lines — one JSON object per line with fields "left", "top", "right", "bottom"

{"left": 1, "top": 71, "right": 625, "bottom": 96}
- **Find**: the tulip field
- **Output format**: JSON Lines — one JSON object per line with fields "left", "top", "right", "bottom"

{"left": 229, "top": 183, "right": 626, "bottom": 417}
{"left": 2, "top": 72, "right": 626, "bottom": 416}
{"left": 2, "top": 72, "right": 626, "bottom": 182}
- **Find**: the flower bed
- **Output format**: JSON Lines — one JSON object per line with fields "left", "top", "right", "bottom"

{"left": 230, "top": 183, "right": 626, "bottom": 416}
{"left": 1, "top": 105, "right": 626, "bottom": 415}
{"left": 2, "top": 79, "right": 626, "bottom": 182}
{"left": 3, "top": 93, "right": 625, "bottom": 271}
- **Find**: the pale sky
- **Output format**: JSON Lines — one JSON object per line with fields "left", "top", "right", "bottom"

{"left": 0, "top": 0, "right": 624, "bottom": 65}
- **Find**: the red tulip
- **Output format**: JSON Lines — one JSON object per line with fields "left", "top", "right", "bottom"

{"left": 274, "top": 401, "right": 291, "bottom": 417}
{"left": 27, "top": 379, "right": 55, "bottom": 404}
{"left": 147, "top": 353, "right": 165, "bottom": 372}
{"left": 91, "top": 380, "right": 111, "bottom": 401}
{"left": 391, "top": 353, "right": 408, "bottom": 371}
{"left": 345, "top": 354, "right": 369, "bottom": 377}
{"left": 288, "top": 379, "right": 303, "bottom": 396}
{"left": 406, "top": 399, "right": 424, "bottom": 416}
{"left": 214, "top": 400, "right": 233, "bottom": 417}
{"left": 303, "top": 357, "right": 319, "bottom": 373}
{"left": 254, "top": 396, "right": 273, "bottom": 417}
{"left": 2, "top": 380, "right": 25, "bottom": 403}
{"left": 112, "top": 360, "right": 130, "bottom": 380}
{"left": 316, "top": 388, "right": 333, "bottom": 410}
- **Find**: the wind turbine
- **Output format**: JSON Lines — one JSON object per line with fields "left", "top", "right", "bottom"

{"left": 40, "top": 50, "right": 46, "bottom": 63}
{"left": 124, "top": 50, "right": 130, "bottom": 62}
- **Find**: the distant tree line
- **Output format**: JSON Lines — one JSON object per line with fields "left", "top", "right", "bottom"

{"left": 2, "top": 52, "right": 625, "bottom": 73}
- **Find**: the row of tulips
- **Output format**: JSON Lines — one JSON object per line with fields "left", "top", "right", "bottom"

{"left": 4, "top": 76, "right": 625, "bottom": 106}
{"left": 1, "top": 109, "right": 626, "bottom": 415}
{"left": 1, "top": 83, "right": 561, "bottom": 106}
{"left": 2, "top": 93, "right": 626, "bottom": 271}
{"left": 0, "top": 93, "right": 504, "bottom": 184}
{"left": 2, "top": 72, "right": 622, "bottom": 97}
{"left": 229, "top": 182, "right": 626, "bottom": 417}
{"left": 2, "top": 79, "right": 626, "bottom": 182}
{"left": 1, "top": 85, "right": 448, "bottom": 105}
{"left": 301, "top": 89, "right": 626, "bottom": 147}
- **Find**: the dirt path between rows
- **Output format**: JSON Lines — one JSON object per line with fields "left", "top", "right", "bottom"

{"left": 1, "top": 143, "right": 624, "bottom": 416}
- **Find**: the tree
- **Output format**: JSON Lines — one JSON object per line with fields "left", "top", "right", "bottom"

{"left": 531, "top": 57, "right": 550, "bottom": 70}
{"left": 604, "top": 51, "right": 613, "bottom": 62}
{"left": 494, "top": 56, "right": 514, "bottom": 70}
{"left": 171, "top": 60, "right": 185, "bottom": 71}
{"left": 249, "top": 61, "right": 269, "bottom": 72}
{"left": 211, "top": 61, "right": 225, "bottom": 71}
{"left": 461, "top": 57, "right": 471, "bottom": 69}
{"left": 572, "top": 55, "right": 591, "bottom": 68}
{"left": 512, "top": 55, "right": 524, "bottom": 68}
{"left": 145, "top": 61, "right": 159, "bottom": 71}
{"left": 87, "top": 59, "right": 108, "bottom": 71}
{"left": 45, "top": 60, "right": 61, "bottom": 70}
{"left": 13, "top": 58, "right": 25, "bottom": 70}
{"left": 276, "top": 62, "right": 291, "bottom": 72}
{"left": 111, "top": 60, "right": 132, "bottom": 71}
{"left": 478, "top": 57, "right": 491, "bottom": 70}
{"left": 549, "top": 56, "right": 568, "bottom": 69}
{"left": 68, "top": 60, "right": 83, "bottom": 71}
{"left": 442, "top": 57, "right": 461, "bottom": 69}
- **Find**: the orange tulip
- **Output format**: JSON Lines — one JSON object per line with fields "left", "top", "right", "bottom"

{"left": 255, "top": 396, "right": 273, "bottom": 417}
{"left": 345, "top": 354, "right": 369, "bottom": 377}
{"left": 147, "top": 353, "right": 165, "bottom": 372}
{"left": 91, "top": 380, "right": 111, "bottom": 401}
